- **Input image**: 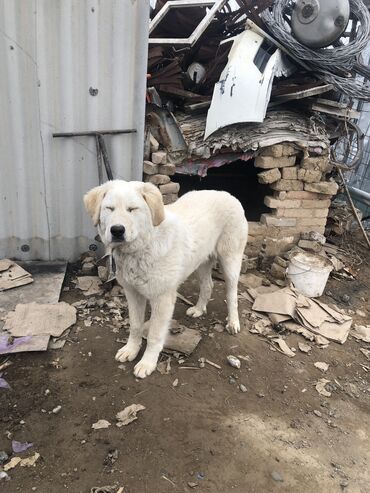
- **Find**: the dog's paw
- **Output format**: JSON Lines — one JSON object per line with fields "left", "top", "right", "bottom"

{"left": 133, "top": 358, "right": 157, "bottom": 379}
{"left": 226, "top": 319, "right": 240, "bottom": 335}
{"left": 186, "top": 305, "right": 206, "bottom": 318}
{"left": 115, "top": 343, "right": 141, "bottom": 362}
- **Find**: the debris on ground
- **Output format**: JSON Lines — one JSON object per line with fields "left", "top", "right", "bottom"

{"left": 315, "top": 379, "right": 332, "bottom": 397}
{"left": 250, "top": 286, "right": 352, "bottom": 346}
{"left": 11, "top": 441, "right": 33, "bottom": 453}
{"left": 0, "top": 373, "right": 10, "bottom": 389}
{"left": 116, "top": 404, "right": 145, "bottom": 427}
{"left": 92, "top": 420, "right": 111, "bottom": 430}
{"left": 272, "top": 338, "right": 296, "bottom": 358}
{"left": 0, "top": 260, "right": 33, "bottom": 291}
{"left": 157, "top": 357, "right": 172, "bottom": 375}
{"left": 351, "top": 324, "right": 370, "bottom": 343}
{"left": 76, "top": 276, "right": 103, "bottom": 296}
{"left": 314, "top": 362, "right": 329, "bottom": 372}
{"left": 0, "top": 471, "right": 10, "bottom": 481}
{"left": 3, "top": 452, "right": 40, "bottom": 471}
{"left": 0, "top": 302, "right": 76, "bottom": 354}
{"left": 227, "top": 355, "right": 241, "bottom": 369}
{"left": 298, "top": 342, "right": 311, "bottom": 353}
{"left": 163, "top": 326, "right": 202, "bottom": 355}
{"left": 90, "top": 485, "right": 124, "bottom": 493}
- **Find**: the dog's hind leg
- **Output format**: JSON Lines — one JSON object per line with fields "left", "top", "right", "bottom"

{"left": 218, "top": 253, "right": 243, "bottom": 335}
{"left": 186, "top": 259, "right": 214, "bottom": 318}
{"left": 134, "top": 291, "right": 176, "bottom": 379}
{"left": 115, "top": 285, "right": 146, "bottom": 363}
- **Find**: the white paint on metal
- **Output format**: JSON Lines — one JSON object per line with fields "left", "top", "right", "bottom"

{"left": 0, "top": 0, "right": 149, "bottom": 261}
{"left": 204, "top": 29, "right": 286, "bottom": 139}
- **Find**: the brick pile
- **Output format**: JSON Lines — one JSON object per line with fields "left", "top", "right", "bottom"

{"left": 143, "top": 151, "right": 179, "bottom": 205}
{"left": 246, "top": 143, "right": 338, "bottom": 261}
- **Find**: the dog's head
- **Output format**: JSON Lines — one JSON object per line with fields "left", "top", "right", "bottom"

{"left": 84, "top": 180, "right": 165, "bottom": 251}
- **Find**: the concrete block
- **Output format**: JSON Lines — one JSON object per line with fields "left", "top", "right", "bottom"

{"left": 152, "top": 151, "right": 167, "bottom": 165}
{"left": 260, "top": 144, "right": 283, "bottom": 158}
{"left": 304, "top": 181, "right": 339, "bottom": 195}
{"left": 270, "top": 262, "right": 286, "bottom": 280}
{"left": 297, "top": 169, "right": 322, "bottom": 183}
{"left": 274, "top": 256, "right": 289, "bottom": 268}
{"left": 261, "top": 214, "right": 296, "bottom": 227}
{"left": 162, "top": 193, "right": 178, "bottom": 205}
{"left": 275, "top": 208, "right": 315, "bottom": 218}
{"left": 270, "top": 180, "right": 304, "bottom": 191}
{"left": 248, "top": 222, "right": 267, "bottom": 237}
{"left": 255, "top": 156, "right": 296, "bottom": 169}
{"left": 275, "top": 191, "right": 328, "bottom": 200}
{"left": 257, "top": 168, "right": 281, "bottom": 184}
{"left": 264, "top": 196, "right": 301, "bottom": 209}
{"left": 159, "top": 163, "right": 176, "bottom": 176}
{"left": 159, "top": 182, "right": 180, "bottom": 194}
{"left": 296, "top": 218, "right": 328, "bottom": 227}
{"left": 298, "top": 239, "right": 323, "bottom": 253}
{"left": 301, "top": 156, "right": 332, "bottom": 173}
{"left": 282, "top": 167, "right": 298, "bottom": 179}
{"left": 300, "top": 199, "right": 331, "bottom": 209}
{"left": 265, "top": 237, "right": 296, "bottom": 257}
{"left": 143, "top": 160, "right": 158, "bottom": 175}
{"left": 282, "top": 144, "right": 298, "bottom": 156}
{"left": 146, "top": 174, "right": 171, "bottom": 185}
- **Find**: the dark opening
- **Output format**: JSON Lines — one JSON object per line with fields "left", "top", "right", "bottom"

{"left": 172, "top": 160, "right": 271, "bottom": 221}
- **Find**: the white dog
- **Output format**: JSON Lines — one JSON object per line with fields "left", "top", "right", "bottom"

{"left": 84, "top": 180, "right": 248, "bottom": 378}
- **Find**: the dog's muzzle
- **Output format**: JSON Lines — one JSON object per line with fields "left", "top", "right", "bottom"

{"left": 110, "top": 224, "right": 125, "bottom": 242}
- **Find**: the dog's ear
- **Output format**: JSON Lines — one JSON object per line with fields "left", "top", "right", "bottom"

{"left": 142, "top": 182, "right": 165, "bottom": 226}
{"left": 83, "top": 183, "right": 109, "bottom": 226}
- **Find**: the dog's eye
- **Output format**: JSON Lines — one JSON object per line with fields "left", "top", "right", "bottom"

{"left": 106, "top": 206, "right": 114, "bottom": 212}
{"left": 128, "top": 207, "right": 138, "bottom": 213}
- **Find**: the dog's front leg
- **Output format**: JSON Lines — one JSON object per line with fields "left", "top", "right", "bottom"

{"left": 115, "top": 285, "right": 146, "bottom": 363}
{"left": 134, "top": 292, "right": 176, "bottom": 379}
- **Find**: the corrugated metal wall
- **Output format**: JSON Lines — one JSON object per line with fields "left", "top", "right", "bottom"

{"left": 0, "top": 0, "right": 149, "bottom": 261}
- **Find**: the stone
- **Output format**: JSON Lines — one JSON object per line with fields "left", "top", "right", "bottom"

{"left": 304, "top": 181, "right": 339, "bottom": 195}
{"left": 261, "top": 214, "right": 296, "bottom": 227}
{"left": 143, "top": 160, "right": 158, "bottom": 175}
{"left": 260, "top": 144, "right": 283, "bottom": 158}
{"left": 97, "top": 265, "right": 108, "bottom": 282}
{"left": 264, "top": 196, "right": 301, "bottom": 209}
{"left": 149, "top": 134, "right": 159, "bottom": 152}
{"left": 274, "top": 256, "right": 289, "bottom": 268}
{"left": 275, "top": 208, "right": 310, "bottom": 218}
{"left": 298, "top": 240, "right": 323, "bottom": 253}
{"left": 301, "top": 156, "right": 331, "bottom": 173}
{"left": 271, "top": 471, "right": 284, "bottom": 482}
{"left": 300, "top": 199, "right": 331, "bottom": 209}
{"left": 239, "top": 273, "right": 264, "bottom": 288}
{"left": 145, "top": 174, "right": 171, "bottom": 185}
{"left": 151, "top": 150, "right": 167, "bottom": 165}
{"left": 159, "top": 163, "right": 176, "bottom": 176}
{"left": 159, "top": 182, "right": 180, "bottom": 194}
{"left": 282, "top": 167, "right": 298, "bottom": 179}
{"left": 276, "top": 190, "right": 329, "bottom": 200}
{"left": 296, "top": 218, "right": 328, "bottom": 227}
{"left": 81, "top": 262, "right": 95, "bottom": 274}
{"left": 162, "top": 193, "right": 178, "bottom": 205}
{"left": 257, "top": 168, "right": 281, "bottom": 184}
{"left": 282, "top": 144, "right": 297, "bottom": 156}
{"left": 300, "top": 231, "right": 326, "bottom": 243}
{"left": 270, "top": 180, "right": 304, "bottom": 191}
{"left": 247, "top": 235, "right": 264, "bottom": 248}
{"left": 241, "top": 256, "right": 258, "bottom": 272}
{"left": 265, "top": 237, "right": 295, "bottom": 256}
{"left": 297, "top": 169, "right": 322, "bottom": 183}
{"left": 270, "top": 262, "right": 286, "bottom": 280}
{"left": 248, "top": 222, "right": 267, "bottom": 237}
{"left": 255, "top": 155, "right": 296, "bottom": 169}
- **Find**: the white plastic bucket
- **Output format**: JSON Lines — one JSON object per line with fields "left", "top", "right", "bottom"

{"left": 287, "top": 251, "right": 333, "bottom": 298}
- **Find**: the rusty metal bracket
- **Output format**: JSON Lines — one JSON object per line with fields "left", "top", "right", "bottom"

{"left": 53, "top": 129, "right": 137, "bottom": 182}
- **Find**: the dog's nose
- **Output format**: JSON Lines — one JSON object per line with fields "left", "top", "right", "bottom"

{"left": 110, "top": 224, "right": 125, "bottom": 239}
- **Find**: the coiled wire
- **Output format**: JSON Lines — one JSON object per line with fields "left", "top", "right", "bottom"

{"left": 262, "top": 0, "right": 370, "bottom": 100}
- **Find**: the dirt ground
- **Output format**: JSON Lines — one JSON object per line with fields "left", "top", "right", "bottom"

{"left": 1, "top": 244, "right": 369, "bottom": 493}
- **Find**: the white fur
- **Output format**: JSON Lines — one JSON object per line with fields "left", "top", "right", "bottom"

{"left": 84, "top": 180, "right": 248, "bottom": 378}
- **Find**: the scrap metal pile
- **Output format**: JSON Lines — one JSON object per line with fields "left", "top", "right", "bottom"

{"left": 146, "top": 0, "right": 370, "bottom": 167}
